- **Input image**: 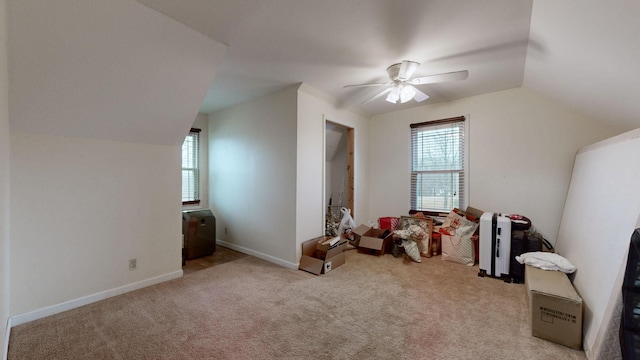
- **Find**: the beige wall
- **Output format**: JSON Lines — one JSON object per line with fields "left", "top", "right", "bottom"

{"left": 325, "top": 129, "right": 348, "bottom": 210}
{"left": 296, "top": 84, "right": 370, "bottom": 260}
{"left": 368, "top": 87, "right": 622, "bottom": 244}
{"left": 208, "top": 84, "right": 370, "bottom": 266}
{"left": 209, "top": 86, "right": 299, "bottom": 267}
{"left": 10, "top": 132, "right": 183, "bottom": 316}
{"left": 5, "top": 0, "right": 226, "bottom": 328}
{"left": 1, "top": 0, "right": 10, "bottom": 354}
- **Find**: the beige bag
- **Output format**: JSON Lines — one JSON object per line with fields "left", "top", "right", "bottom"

{"left": 440, "top": 211, "right": 478, "bottom": 266}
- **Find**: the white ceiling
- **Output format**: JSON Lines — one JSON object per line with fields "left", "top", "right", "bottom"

{"left": 136, "top": 0, "right": 532, "bottom": 116}
{"left": 525, "top": 1, "right": 640, "bottom": 131}
{"left": 135, "top": 0, "right": 640, "bottom": 131}
{"left": 7, "top": 0, "right": 227, "bottom": 145}
{"left": 8, "top": 0, "right": 640, "bottom": 143}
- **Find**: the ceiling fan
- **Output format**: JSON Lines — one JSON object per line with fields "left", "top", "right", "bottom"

{"left": 344, "top": 60, "right": 469, "bottom": 104}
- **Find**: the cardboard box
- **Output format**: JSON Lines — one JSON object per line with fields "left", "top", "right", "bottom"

{"left": 352, "top": 225, "right": 393, "bottom": 255}
{"left": 299, "top": 236, "right": 347, "bottom": 275}
{"left": 525, "top": 265, "right": 583, "bottom": 350}
{"left": 464, "top": 206, "right": 484, "bottom": 222}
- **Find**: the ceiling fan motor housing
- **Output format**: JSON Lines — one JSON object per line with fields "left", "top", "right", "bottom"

{"left": 387, "top": 63, "right": 402, "bottom": 81}
{"left": 387, "top": 60, "right": 420, "bottom": 81}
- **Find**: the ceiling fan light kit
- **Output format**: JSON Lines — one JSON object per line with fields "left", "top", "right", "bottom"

{"left": 345, "top": 60, "right": 468, "bottom": 105}
{"left": 400, "top": 85, "right": 417, "bottom": 103}
{"left": 385, "top": 84, "right": 421, "bottom": 104}
{"left": 385, "top": 86, "right": 400, "bottom": 103}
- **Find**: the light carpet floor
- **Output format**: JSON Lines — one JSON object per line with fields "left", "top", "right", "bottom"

{"left": 8, "top": 250, "right": 587, "bottom": 359}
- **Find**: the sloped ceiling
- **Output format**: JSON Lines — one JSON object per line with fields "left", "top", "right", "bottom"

{"left": 9, "top": 1, "right": 640, "bottom": 136}
{"left": 134, "top": 0, "right": 640, "bottom": 131}
{"left": 524, "top": 1, "right": 640, "bottom": 131}
{"left": 136, "top": 0, "right": 533, "bottom": 117}
{"left": 7, "top": 0, "right": 227, "bottom": 145}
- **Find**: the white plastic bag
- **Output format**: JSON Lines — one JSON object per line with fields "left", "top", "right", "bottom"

{"left": 337, "top": 207, "right": 355, "bottom": 239}
{"left": 400, "top": 239, "right": 422, "bottom": 263}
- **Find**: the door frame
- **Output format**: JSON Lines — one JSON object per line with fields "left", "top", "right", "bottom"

{"left": 323, "top": 119, "right": 354, "bottom": 228}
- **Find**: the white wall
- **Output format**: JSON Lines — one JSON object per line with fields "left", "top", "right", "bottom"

{"left": 183, "top": 113, "right": 210, "bottom": 212}
{"left": 10, "top": 132, "right": 182, "bottom": 316}
{"left": 369, "top": 87, "right": 621, "bottom": 244}
{"left": 328, "top": 130, "right": 348, "bottom": 208}
{"left": 208, "top": 83, "right": 369, "bottom": 266}
{"left": 4, "top": 0, "right": 225, "bottom": 348}
{"left": 209, "top": 86, "right": 299, "bottom": 267}
{"left": 296, "top": 84, "right": 370, "bottom": 259}
{"left": 555, "top": 129, "right": 640, "bottom": 357}
{"left": 325, "top": 124, "right": 349, "bottom": 208}
{"left": 0, "top": 0, "right": 10, "bottom": 355}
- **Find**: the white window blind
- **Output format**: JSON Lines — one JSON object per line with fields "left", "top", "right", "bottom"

{"left": 182, "top": 128, "right": 200, "bottom": 204}
{"left": 410, "top": 116, "right": 466, "bottom": 213}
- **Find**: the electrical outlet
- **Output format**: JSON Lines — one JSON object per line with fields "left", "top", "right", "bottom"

{"left": 129, "top": 258, "right": 137, "bottom": 271}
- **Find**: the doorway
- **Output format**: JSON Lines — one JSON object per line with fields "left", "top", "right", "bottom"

{"left": 324, "top": 120, "right": 354, "bottom": 235}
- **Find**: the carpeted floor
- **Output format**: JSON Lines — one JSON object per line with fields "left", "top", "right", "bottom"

{"left": 182, "top": 246, "right": 249, "bottom": 275}
{"left": 8, "top": 250, "right": 587, "bottom": 359}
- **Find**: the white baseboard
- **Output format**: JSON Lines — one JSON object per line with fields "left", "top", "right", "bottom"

{"left": 10, "top": 270, "right": 183, "bottom": 327}
{"left": 216, "top": 240, "right": 298, "bottom": 270}
{"left": 3, "top": 317, "right": 11, "bottom": 360}
{"left": 7, "top": 242, "right": 297, "bottom": 332}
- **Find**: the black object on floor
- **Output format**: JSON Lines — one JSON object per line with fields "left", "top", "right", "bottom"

{"left": 509, "top": 230, "right": 542, "bottom": 283}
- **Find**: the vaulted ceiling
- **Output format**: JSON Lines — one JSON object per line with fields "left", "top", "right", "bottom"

{"left": 136, "top": 0, "right": 640, "bottom": 131}
{"left": 8, "top": 0, "right": 640, "bottom": 143}
{"left": 7, "top": 0, "right": 227, "bottom": 145}
{"left": 137, "top": 0, "right": 533, "bottom": 117}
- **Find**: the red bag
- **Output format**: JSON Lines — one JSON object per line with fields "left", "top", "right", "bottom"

{"left": 509, "top": 214, "right": 532, "bottom": 230}
{"left": 378, "top": 217, "right": 399, "bottom": 231}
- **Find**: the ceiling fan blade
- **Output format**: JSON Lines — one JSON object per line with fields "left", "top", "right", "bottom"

{"left": 397, "top": 60, "right": 420, "bottom": 81}
{"left": 343, "top": 82, "right": 389, "bottom": 88}
{"left": 363, "top": 87, "right": 392, "bottom": 104}
{"left": 410, "top": 86, "right": 430, "bottom": 102}
{"left": 409, "top": 70, "right": 469, "bottom": 85}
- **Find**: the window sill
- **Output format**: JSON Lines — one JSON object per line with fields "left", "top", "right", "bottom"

{"left": 409, "top": 209, "right": 450, "bottom": 217}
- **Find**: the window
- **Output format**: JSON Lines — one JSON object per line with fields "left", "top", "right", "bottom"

{"left": 410, "top": 116, "right": 466, "bottom": 213}
{"left": 182, "top": 128, "right": 200, "bottom": 205}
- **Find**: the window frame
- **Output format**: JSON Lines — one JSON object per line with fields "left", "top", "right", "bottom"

{"left": 409, "top": 116, "right": 468, "bottom": 215}
{"left": 182, "top": 128, "right": 201, "bottom": 206}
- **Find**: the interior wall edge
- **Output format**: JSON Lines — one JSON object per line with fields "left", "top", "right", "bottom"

{"left": 216, "top": 240, "right": 298, "bottom": 270}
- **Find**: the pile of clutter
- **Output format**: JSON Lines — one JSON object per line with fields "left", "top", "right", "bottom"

{"left": 377, "top": 207, "right": 483, "bottom": 265}
{"left": 325, "top": 206, "right": 569, "bottom": 274}
{"left": 332, "top": 206, "right": 555, "bottom": 268}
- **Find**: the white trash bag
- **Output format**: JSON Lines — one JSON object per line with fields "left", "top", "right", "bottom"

{"left": 337, "top": 207, "right": 356, "bottom": 241}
